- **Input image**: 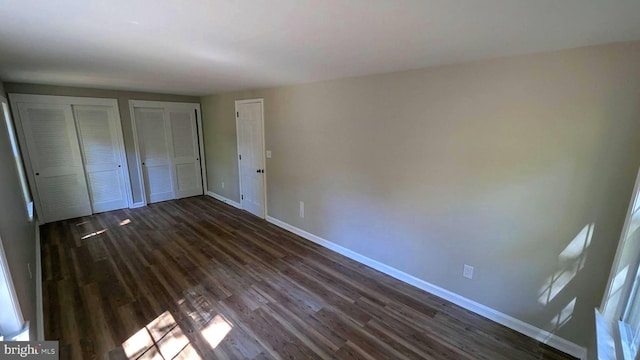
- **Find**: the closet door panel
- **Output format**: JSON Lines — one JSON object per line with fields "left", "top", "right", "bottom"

{"left": 74, "top": 105, "right": 129, "bottom": 213}
{"left": 18, "top": 103, "right": 92, "bottom": 222}
{"left": 169, "top": 108, "right": 202, "bottom": 199}
{"left": 135, "top": 107, "right": 175, "bottom": 203}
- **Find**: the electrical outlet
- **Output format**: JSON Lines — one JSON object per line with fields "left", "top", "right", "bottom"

{"left": 463, "top": 264, "right": 474, "bottom": 279}
{"left": 299, "top": 201, "right": 304, "bottom": 218}
{"left": 266, "top": 150, "right": 272, "bottom": 158}
{"left": 222, "top": 182, "right": 225, "bottom": 189}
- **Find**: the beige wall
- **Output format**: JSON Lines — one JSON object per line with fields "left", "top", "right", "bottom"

{"left": 201, "top": 41, "right": 640, "bottom": 346}
{"left": 4, "top": 83, "right": 199, "bottom": 204}
{"left": 0, "top": 79, "right": 38, "bottom": 338}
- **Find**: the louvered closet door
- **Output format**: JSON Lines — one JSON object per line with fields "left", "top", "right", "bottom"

{"left": 135, "top": 107, "right": 175, "bottom": 203}
{"left": 17, "top": 103, "right": 92, "bottom": 222}
{"left": 73, "top": 105, "right": 129, "bottom": 213}
{"left": 168, "top": 107, "right": 202, "bottom": 199}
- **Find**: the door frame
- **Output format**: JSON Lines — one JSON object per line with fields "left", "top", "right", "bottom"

{"left": 235, "top": 98, "right": 267, "bottom": 218}
{"left": 129, "top": 100, "right": 207, "bottom": 206}
{"left": 9, "top": 94, "right": 134, "bottom": 219}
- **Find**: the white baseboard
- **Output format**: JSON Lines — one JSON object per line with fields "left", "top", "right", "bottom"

{"left": 131, "top": 202, "right": 146, "bottom": 209}
{"left": 207, "top": 191, "right": 242, "bottom": 209}
{"left": 265, "top": 215, "right": 587, "bottom": 360}
{"left": 34, "top": 221, "right": 44, "bottom": 341}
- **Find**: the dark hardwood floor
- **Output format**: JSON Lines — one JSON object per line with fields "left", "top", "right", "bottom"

{"left": 41, "top": 196, "right": 576, "bottom": 360}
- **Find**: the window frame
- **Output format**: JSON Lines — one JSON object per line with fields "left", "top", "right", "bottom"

{"left": 619, "top": 263, "right": 640, "bottom": 360}
{"left": 597, "top": 165, "right": 640, "bottom": 360}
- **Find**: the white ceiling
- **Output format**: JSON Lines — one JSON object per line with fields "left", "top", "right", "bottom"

{"left": 1, "top": 0, "right": 639, "bottom": 96}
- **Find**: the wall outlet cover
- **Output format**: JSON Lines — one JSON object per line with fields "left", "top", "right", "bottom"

{"left": 463, "top": 264, "right": 474, "bottom": 279}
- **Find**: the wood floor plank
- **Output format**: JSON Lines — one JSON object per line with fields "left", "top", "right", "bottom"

{"left": 40, "top": 196, "right": 577, "bottom": 359}
{"left": 356, "top": 297, "right": 474, "bottom": 360}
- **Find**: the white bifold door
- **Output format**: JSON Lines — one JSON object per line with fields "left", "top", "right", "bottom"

{"left": 74, "top": 105, "right": 130, "bottom": 213}
{"left": 130, "top": 101, "right": 205, "bottom": 204}
{"left": 10, "top": 95, "right": 132, "bottom": 223}
{"left": 134, "top": 107, "right": 174, "bottom": 203}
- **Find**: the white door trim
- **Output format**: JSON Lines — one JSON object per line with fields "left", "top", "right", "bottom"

{"left": 9, "top": 94, "right": 133, "bottom": 220}
{"left": 235, "top": 98, "right": 267, "bottom": 218}
{"left": 129, "top": 100, "right": 207, "bottom": 206}
{"left": 1, "top": 96, "right": 33, "bottom": 221}
{"left": 9, "top": 95, "right": 43, "bottom": 220}
{"left": 196, "top": 103, "right": 208, "bottom": 197}
{"left": 9, "top": 94, "right": 121, "bottom": 107}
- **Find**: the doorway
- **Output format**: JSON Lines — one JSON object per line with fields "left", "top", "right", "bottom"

{"left": 235, "top": 99, "right": 266, "bottom": 218}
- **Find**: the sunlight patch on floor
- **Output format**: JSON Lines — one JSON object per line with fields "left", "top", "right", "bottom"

{"left": 122, "top": 310, "right": 233, "bottom": 359}
{"left": 201, "top": 314, "right": 233, "bottom": 349}
{"left": 122, "top": 327, "right": 153, "bottom": 359}
{"left": 81, "top": 229, "right": 107, "bottom": 240}
{"left": 122, "top": 311, "right": 199, "bottom": 360}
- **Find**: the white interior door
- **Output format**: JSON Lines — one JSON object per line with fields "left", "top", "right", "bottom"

{"left": 135, "top": 107, "right": 175, "bottom": 203}
{"left": 17, "top": 103, "right": 92, "bottom": 222}
{"left": 73, "top": 105, "right": 129, "bottom": 213}
{"left": 236, "top": 100, "right": 265, "bottom": 218}
{"left": 168, "top": 106, "right": 203, "bottom": 199}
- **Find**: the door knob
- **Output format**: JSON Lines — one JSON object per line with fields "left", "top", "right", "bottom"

{"left": 35, "top": 172, "right": 39, "bottom": 176}
{"left": 118, "top": 165, "right": 121, "bottom": 167}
